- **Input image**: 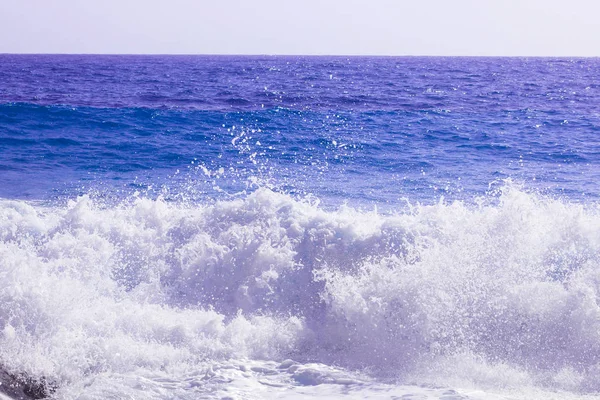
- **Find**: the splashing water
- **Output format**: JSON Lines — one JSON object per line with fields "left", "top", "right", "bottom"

{"left": 0, "top": 184, "right": 599, "bottom": 398}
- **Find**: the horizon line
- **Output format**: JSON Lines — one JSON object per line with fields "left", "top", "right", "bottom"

{"left": 1, "top": 53, "right": 600, "bottom": 59}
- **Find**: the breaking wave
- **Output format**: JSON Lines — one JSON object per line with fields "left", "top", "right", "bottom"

{"left": 2, "top": 184, "right": 600, "bottom": 397}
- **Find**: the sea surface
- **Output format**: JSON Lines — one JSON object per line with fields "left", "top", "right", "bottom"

{"left": 1, "top": 55, "right": 600, "bottom": 399}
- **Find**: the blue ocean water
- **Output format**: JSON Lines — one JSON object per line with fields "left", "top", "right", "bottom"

{"left": 2, "top": 55, "right": 600, "bottom": 399}
{"left": 2, "top": 55, "right": 600, "bottom": 203}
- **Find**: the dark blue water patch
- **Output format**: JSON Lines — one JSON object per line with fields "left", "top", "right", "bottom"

{"left": 0, "top": 137, "right": 37, "bottom": 146}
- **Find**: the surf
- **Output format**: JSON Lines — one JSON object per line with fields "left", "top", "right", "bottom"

{"left": 1, "top": 184, "right": 600, "bottom": 398}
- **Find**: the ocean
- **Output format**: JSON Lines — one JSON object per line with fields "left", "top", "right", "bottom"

{"left": 1, "top": 55, "right": 600, "bottom": 399}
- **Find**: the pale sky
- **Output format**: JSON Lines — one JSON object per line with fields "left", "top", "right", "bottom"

{"left": 1, "top": 0, "right": 599, "bottom": 56}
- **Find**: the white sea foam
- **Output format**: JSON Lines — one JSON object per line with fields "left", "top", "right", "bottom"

{"left": 1, "top": 185, "right": 600, "bottom": 398}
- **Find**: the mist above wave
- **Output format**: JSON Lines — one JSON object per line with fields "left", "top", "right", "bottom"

{"left": 1, "top": 184, "right": 600, "bottom": 397}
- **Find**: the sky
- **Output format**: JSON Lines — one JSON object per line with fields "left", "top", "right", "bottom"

{"left": 1, "top": 0, "right": 599, "bottom": 56}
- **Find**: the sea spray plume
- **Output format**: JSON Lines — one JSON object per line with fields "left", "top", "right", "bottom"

{"left": 1, "top": 184, "right": 600, "bottom": 396}
{"left": 313, "top": 185, "right": 600, "bottom": 387}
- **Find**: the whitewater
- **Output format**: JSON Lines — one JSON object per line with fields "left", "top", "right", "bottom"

{"left": 0, "top": 184, "right": 599, "bottom": 399}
